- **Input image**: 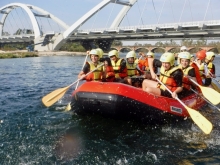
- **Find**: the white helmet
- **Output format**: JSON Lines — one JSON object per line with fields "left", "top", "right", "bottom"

{"left": 160, "top": 52, "right": 175, "bottom": 66}
{"left": 126, "top": 51, "right": 136, "bottom": 59}
{"left": 178, "top": 52, "right": 191, "bottom": 60}
{"left": 108, "top": 50, "right": 119, "bottom": 58}
{"left": 89, "top": 49, "right": 101, "bottom": 58}
{"left": 147, "top": 51, "right": 154, "bottom": 58}
{"left": 96, "top": 48, "right": 104, "bottom": 58}
{"left": 180, "top": 46, "right": 187, "bottom": 51}
{"left": 206, "top": 51, "right": 215, "bottom": 61}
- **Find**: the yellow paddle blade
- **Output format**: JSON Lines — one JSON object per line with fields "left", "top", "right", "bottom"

{"left": 211, "top": 82, "right": 220, "bottom": 93}
{"left": 200, "top": 86, "right": 220, "bottom": 105}
{"left": 42, "top": 86, "right": 70, "bottom": 107}
{"left": 185, "top": 106, "right": 213, "bottom": 134}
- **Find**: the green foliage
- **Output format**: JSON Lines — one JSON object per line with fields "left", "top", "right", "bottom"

{"left": 0, "top": 53, "right": 38, "bottom": 59}
{"left": 60, "top": 42, "right": 86, "bottom": 52}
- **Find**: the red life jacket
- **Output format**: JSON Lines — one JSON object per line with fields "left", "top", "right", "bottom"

{"left": 191, "top": 62, "right": 203, "bottom": 85}
{"left": 103, "top": 66, "right": 115, "bottom": 82}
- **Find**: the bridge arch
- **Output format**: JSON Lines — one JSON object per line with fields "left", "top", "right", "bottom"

{"left": 0, "top": 3, "right": 69, "bottom": 38}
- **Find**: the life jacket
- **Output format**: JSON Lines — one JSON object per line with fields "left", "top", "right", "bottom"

{"left": 85, "top": 62, "right": 103, "bottom": 81}
{"left": 103, "top": 65, "right": 115, "bottom": 82}
{"left": 159, "top": 66, "right": 180, "bottom": 92}
{"left": 190, "top": 62, "right": 203, "bottom": 85}
{"left": 138, "top": 58, "right": 150, "bottom": 71}
{"left": 207, "top": 62, "right": 215, "bottom": 75}
{"left": 126, "top": 63, "right": 138, "bottom": 77}
{"left": 178, "top": 65, "right": 193, "bottom": 90}
{"left": 111, "top": 58, "right": 127, "bottom": 78}
{"left": 197, "top": 62, "right": 206, "bottom": 79}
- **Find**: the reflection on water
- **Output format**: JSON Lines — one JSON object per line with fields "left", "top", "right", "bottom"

{"left": 0, "top": 55, "right": 220, "bottom": 164}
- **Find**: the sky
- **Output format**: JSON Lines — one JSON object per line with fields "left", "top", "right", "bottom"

{"left": 0, "top": 0, "right": 220, "bottom": 45}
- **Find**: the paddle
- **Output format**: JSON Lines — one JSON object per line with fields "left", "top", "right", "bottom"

{"left": 65, "top": 52, "right": 90, "bottom": 111}
{"left": 42, "top": 63, "right": 104, "bottom": 108}
{"left": 75, "top": 52, "right": 89, "bottom": 90}
{"left": 156, "top": 77, "right": 213, "bottom": 134}
{"left": 211, "top": 82, "right": 220, "bottom": 93}
{"left": 202, "top": 67, "right": 220, "bottom": 92}
{"left": 190, "top": 88, "right": 220, "bottom": 111}
{"left": 189, "top": 77, "right": 220, "bottom": 105}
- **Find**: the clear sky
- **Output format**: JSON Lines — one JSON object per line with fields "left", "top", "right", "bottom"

{"left": 0, "top": 0, "right": 220, "bottom": 45}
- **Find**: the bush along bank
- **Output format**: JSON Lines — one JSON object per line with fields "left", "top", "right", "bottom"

{"left": 0, "top": 52, "right": 38, "bottom": 59}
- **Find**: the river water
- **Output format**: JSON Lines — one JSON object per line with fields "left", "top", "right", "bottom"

{"left": 0, "top": 54, "right": 220, "bottom": 164}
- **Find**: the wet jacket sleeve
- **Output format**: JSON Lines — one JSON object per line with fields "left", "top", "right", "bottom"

{"left": 153, "top": 59, "right": 162, "bottom": 68}
{"left": 188, "top": 68, "right": 196, "bottom": 77}
{"left": 119, "top": 59, "right": 127, "bottom": 73}
{"left": 82, "top": 62, "right": 90, "bottom": 74}
{"left": 172, "top": 69, "right": 183, "bottom": 87}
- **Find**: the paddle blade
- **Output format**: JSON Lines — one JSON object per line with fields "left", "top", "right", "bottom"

{"left": 200, "top": 86, "right": 220, "bottom": 105}
{"left": 211, "top": 82, "right": 220, "bottom": 93}
{"left": 185, "top": 106, "right": 213, "bottom": 134}
{"left": 42, "top": 86, "right": 70, "bottom": 107}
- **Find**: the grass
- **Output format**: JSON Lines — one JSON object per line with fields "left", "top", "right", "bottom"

{"left": 0, "top": 52, "right": 38, "bottom": 59}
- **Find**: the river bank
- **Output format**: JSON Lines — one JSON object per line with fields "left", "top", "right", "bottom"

{"left": 0, "top": 50, "right": 87, "bottom": 59}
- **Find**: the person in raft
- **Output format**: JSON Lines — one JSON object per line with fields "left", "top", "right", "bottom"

{"left": 142, "top": 52, "right": 183, "bottom": 98}
{"left": 78, "top": 49, "right": 105, "bottom": 82}
{"left": 108, "top": 50, "right": 128, "bottom": 82}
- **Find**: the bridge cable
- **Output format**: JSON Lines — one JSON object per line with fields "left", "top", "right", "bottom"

{"left": 91, "top": 9, "right": 100, "bottom": 29}
{"left": 137, "top": 0, "right": 147, "bottom": 25}
{"left": 187, "top": 0, "right": 193, "bottom": 21}
{"left": 157, "top": 0, "right": 166, "bottom": 24}
{"left": 179, "top": 0, "right": 187, "bottom": 23}
{"left": 10, "top": 9, "right": 20, "bottom": 33}
{"left": 14, "top": 7, "right": 26, "bottom": 31}
{"left": 21, "top": 8, "right": 32, "bottom": 32}
{"left": 169, "top": 0, "right": 175, "bottom": 22}
{"left": 203, "top": 0, "right": 211, "bottom": 21}
{"left": 151, "top": 0, "right": 158, "bottom": 24}
{"left": 210, "top": 0, "right": 214, "bottom": 19}
{"left": 105, "top": 0, "right": 117, "bottom": 28}
{"left": 37, "top": 15, "right": 44, "bottom": 34}
{"left": 6, "top": 11, "right": 17, "bottom": 35}
{"left": 47, "top": 17, "right": 53, "bottom": 32}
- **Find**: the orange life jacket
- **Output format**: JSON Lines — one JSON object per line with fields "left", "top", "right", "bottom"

{"left": 85, "top": 62, "right": 103, "bottom": 81}
{"left": 159, "top": 66, "right": 180, "bottom": 92}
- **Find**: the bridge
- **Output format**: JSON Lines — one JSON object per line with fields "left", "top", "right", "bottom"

{"left": 0, "top": 0, "right": 220, "bottom": 51}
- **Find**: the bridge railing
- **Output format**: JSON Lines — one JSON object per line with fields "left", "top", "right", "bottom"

{"left": 75, "top": 20, "right": 220, "bottom": 34}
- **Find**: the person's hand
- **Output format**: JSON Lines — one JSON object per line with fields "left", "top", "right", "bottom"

{"left": 172, "top": 91, "right": 177, "bottom": 99}
{"left": 151, "top": 72, "right": 157, "bottom": 80}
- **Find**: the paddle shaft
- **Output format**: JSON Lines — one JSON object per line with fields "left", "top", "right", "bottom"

{"left": 70, "top": 63, "right": 104, "bottom": 88}
{"left": 190, "top": 88, "right": 220, "bottom": 111}
{"left": 156, "top": 77, "right": 213, "bottom": 134}
{"left": 75, "top": 53, "right": 89, "bottom": 90}
{"left": 42, "top": 63, "right": 104, "bottom": 107}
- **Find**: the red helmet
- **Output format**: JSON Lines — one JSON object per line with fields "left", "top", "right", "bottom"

{"left": 196, "top": 50, "right": 206, "bottom": 60}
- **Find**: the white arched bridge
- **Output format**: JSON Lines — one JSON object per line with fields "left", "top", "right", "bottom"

{"left": 1, "top": 0, "right": 220, "bottom": 51}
